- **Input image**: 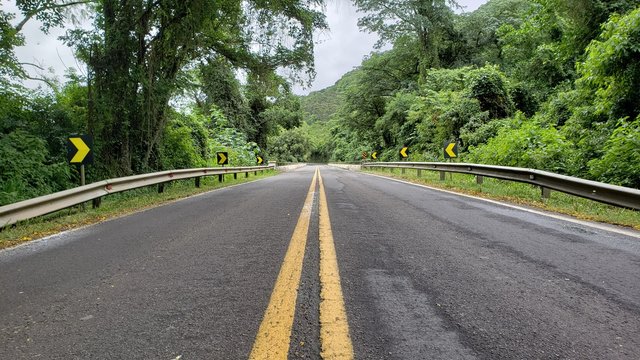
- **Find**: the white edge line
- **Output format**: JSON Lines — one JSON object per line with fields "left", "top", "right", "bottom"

{"left": 360, "top": 171, "right": 640, "bottom": 240}
{"left": 0, "top": 173, "right": 278, "bottom": 254}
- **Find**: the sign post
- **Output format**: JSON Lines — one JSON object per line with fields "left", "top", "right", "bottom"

{"left": 67, "top": 135, "right": 93, "bottom": 209}
{"left": 443, "top": 140, "right": 458, "bottom": 181}
{"left": 217, "top": 152, "right": 228, "bottom": 182}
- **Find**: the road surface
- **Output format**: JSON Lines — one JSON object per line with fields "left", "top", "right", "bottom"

{"left": 1, "top": 165, "right": 639, "bottom": 359}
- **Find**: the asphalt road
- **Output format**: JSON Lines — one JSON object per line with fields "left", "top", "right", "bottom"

{"left": 1, "top": 165, "right": 639, "bottom": 359}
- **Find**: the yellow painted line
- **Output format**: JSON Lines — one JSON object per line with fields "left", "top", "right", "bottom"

{"left": 318, "top": 170, "right": 354, "bottom": 359}
{"left": 249, "top": 168, "right": 319, "bottom": 360}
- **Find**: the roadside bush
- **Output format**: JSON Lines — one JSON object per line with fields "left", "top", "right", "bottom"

{"left": 588, "top": 116, "right": 640, "bottom": 188}
{"left": 0, "top": 130, "right": 71, "bottom": 205}
{"left": 268, "top": 127, "right": 311, "bottom": 163}
{"left": 467, "top": 114, "right": 572, "bottom": 173}
{"left": 161, "top": 113, "right": 208, "bottom": 169}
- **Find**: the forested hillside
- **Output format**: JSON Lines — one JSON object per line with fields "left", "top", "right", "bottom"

{"left": 1, "top": 0, "right": 639, "bottom": 207}
{"left": 299, "top": 85, "right": 341, "bottom": 124}
{"left": 285, "top": 0, "right": 639, "bottom": 189}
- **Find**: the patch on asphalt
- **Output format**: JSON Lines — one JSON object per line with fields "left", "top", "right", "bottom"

{"left": 365, "top": 269, "right": 477, "bottom": 359}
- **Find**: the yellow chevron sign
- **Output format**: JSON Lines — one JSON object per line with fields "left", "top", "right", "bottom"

{"left": 371, "top": 151, "right": 377, "bottom": 160}
{"left": 217, "top": 152, "right": 229, "bottom": 165}
{"left": 444, "top": 142, "right": 458, "bottom": 159}
{"left": 257, "top": 155, "right": 263, "bottom": 165}
{"left": 67, "top": 135, "right": 93, "bottom": 164}
{"left": 399, "top": 146, "right": 409, "bottom": 158}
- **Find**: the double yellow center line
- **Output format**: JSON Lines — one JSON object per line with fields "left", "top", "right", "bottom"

{"left": 249, "top": 168, "right": 354, "bottom": 359}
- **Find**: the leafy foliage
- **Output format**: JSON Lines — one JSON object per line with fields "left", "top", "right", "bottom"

{"left": 468, "top": 114, "right": 572, "bottom": 172}
{"left": 456, "top": 0, "right": 531, "bottom": 66}
{"left": 268, "top": 127, "right": 311, "bottom": 163}
{"left": 0, "top": 130, "right": 71, "bottom": 206}
{"left": 354, "top": 0, "right": 461, "bottom": 70}
{"left": 587, "top": 116, "right": 640, "bottom": 188}
{"left": 576, "top": 6, "right": 640, "bottom": 121}
{"left": 0, "top": 86, "right": 85, "bottom": 205}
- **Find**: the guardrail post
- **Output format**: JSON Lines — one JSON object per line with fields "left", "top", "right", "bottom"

{"left": 92, "top": 197, "right": 102, "bottom": 209}
{"left": 218, "top": 174, "right": 223, "bottom": 183}
{"left": 541, "top": 186, "right": 551, "bottom": 199}
{"left": 440, "top": 171, "right": 446, "bottom": 181}
{"left": 417, "top": 169, "right": 422, "bottom": 177}
{"left": 476, "top": 175, "right": 484, "bottom": 184}
{"left": 245, "top": 172, "right": 249, "bottom": 178}
{"left": 158, "top": 183, "right": 165, "bottom": 193}
{"left": 195, "top": 177, "right": 201, "bottom": 188}
{"left": 254, "top": 171, "right": 257, "bottom": 176}
{"left": 401, "top": 168, "right": 405, "bottom": 175}
{"left": 233, "top": 173, "right": 237, "bottom": 180}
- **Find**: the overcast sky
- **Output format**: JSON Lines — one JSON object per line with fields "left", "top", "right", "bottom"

{"left": 9, "top": 0, "right": 488, "bottom": 94}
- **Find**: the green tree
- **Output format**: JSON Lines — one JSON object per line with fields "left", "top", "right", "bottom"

{"left": 456, "top": 0, "right": 531, "bottom": 66}
{"left": 192, "top": 56, "right": 250, "bottom": 134}
{"left": 267, "top": 127, "right": 311, "bottom": 163}
{"left": 497, "top": 0, "right": 638, "bottom": 100}
{"left": 65, "top": 0, "right": 326, "bottom": 177}
{"left": 354, "top": 0, "right": 461, "bottom": 71}
{"left": 0, "top": 84, "right": 89, "bottom": 204}
{"left": 160, "top": 111, "right": 209, "bottom": 169}
{"left": 337, "top": 38, "right": 421, "bottom": 148}
{"left": 559, "top": 5, "right": 640, "bottom": 177}
{"left": 576, "top": 6, "right": 640, "bottom": 122}
{"left": 245, "top": 72, "right": 305, "bottom": 150}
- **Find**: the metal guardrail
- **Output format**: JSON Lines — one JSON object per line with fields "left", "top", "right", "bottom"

{"left": 0, "top": 165, "right": 275, "bottom": 228}
{"left": 362, "top": 162, "right": 640, "bottom": 210}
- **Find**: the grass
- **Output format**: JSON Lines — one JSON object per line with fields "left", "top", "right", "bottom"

{"left": 0, "top": 170, "right": 278, "bottom": 250}
{"left": 364, "top": 167, "right": 640, "bottom": 231}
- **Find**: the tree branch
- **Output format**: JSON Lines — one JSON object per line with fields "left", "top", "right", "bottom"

{"left": 24, "top": 74, "right": 59, "bottom": 92}
{"left": 14, "top": 0, "right": 94, "bottom": 33}
{"left": 19, "top": 62, "right": 46, "bottom": 70}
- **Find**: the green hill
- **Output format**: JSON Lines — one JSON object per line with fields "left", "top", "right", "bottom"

{"left": 299, "top": 84, "right": 341, "bottom": 124}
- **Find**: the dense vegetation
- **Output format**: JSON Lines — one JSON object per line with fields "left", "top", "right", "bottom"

{"left": 293, "top": 0, "right": 640, "bottom": 189}
{"left": 1, "top": 0, "right": 639, "bottom": 206}
{"left": 0, "top": 0, "right": 325, "bottom": 205}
